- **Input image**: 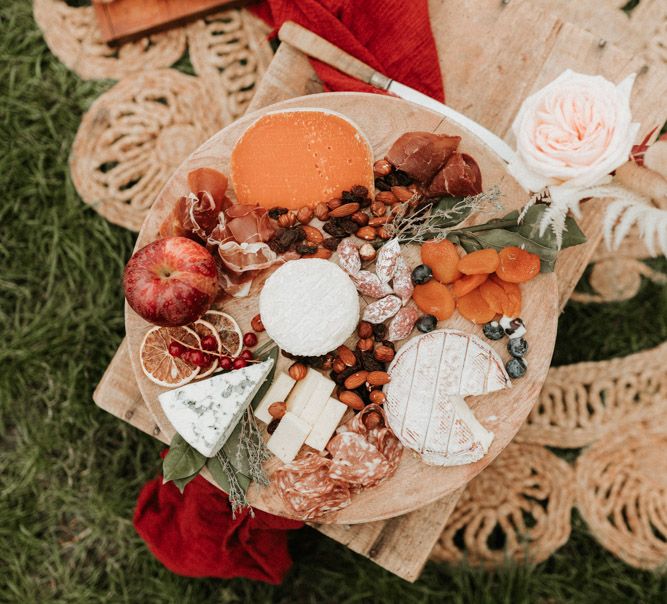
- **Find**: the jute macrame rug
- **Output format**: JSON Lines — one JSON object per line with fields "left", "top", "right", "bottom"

{"left": 35, "top": 0, "right": 667, "bottom": 573}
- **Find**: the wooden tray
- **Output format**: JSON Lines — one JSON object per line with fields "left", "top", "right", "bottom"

{"left": 125, "top": 91, "right": 558, "bottom": 524}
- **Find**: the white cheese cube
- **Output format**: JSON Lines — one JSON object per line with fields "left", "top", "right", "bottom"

{"left": 267, "top": 411, "right": 311, "bottom": 464}
{"left": 286, "top": 368, "right": 333, "bottom": 416}
{"left": 305, "top": 397, "right": 347, "bottom": 451}
{"left": 298, "top": 376, "right": 336, "bottom": 425}
{"left": 158, "top": 359, "right": 273, "bottom": 458}
{"left": 254, "top": 372, "right": 296, "bottom": 424}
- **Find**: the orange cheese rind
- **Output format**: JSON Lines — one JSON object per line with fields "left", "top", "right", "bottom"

{"left": 230, "top": 108, "right": 374, "bottom": 210}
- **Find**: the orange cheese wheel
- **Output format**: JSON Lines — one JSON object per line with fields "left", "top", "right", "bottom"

{"left": 230, "top": 109, "right": 374, "bottom": 209}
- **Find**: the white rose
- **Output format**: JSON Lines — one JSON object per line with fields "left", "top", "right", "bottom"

{"left": 508, "top": 70, "right": 640, "bottom": 194}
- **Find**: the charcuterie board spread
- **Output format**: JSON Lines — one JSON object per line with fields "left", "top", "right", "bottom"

{"left": 125, "top": 93, "right": 578, "bottom": 524}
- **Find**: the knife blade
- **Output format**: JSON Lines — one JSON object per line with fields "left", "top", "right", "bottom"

{"left": 278, "top": 21, "right": 515, "bottom": 163}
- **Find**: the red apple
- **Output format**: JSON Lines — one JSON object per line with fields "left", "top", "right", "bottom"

{"left": 124, "top": 237, "right": 218, "bottom": 327}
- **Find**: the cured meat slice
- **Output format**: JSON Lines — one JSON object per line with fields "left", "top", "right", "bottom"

{"left": 386, "top": 132, "right": 461, "bottom": 183}
{"left": 426, "top": 153, "right": 483, "bottom": 198}
{"left": 386, "top": 306, "right": 418, "bottom": 341}
{"left": 328, "top": 432, "right": 388, "bottom": 487}
{"left": 336, "top": 238, "right": 362, "bottom": 276}
{"left": 362, "top": 295, "right": 402, "bottom": 324}
{"left": 375, "top": 238, "right": 401, "bottom": 283}
{"left": 230, "top": 110, "right": 374, "bottom": 209}
{"left": 352, "top": 270, "right": 394, "bottom": 298}
{"left": 391, "top": 255, "right": 414, "bottom": 305}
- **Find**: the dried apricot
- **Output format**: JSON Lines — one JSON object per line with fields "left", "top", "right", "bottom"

{"left": 421, "top": 239, "right": 462, "bottom": 283}
{"left": 457, "top": 248, "right": 499, "bottom": 275}
{"left": 479, "top": 280, "right": 511, "bottom": 315}
{"left": 451, "top": 273, "right": 488, "bottom": 298}
{"left": 456, "top": 288, "right": 496, "bottom": 324}
{"left": 496, "top": 247, "right": 540, "bottom": 283}
{"left": 412, "top": 280, "right": 455, "bottom": 321}
{"left": 490, "top": 275, "right": 522, "bottom": 316}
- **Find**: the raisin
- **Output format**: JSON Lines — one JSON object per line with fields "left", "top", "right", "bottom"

{"left": 375, "top": 178, "right": 391, "bottom": 192}
{"left": 339, "top": 218, "right": 359, "bottom": 235}
{"left": 360, "top": 351, "right": 383, "bottom": 372}
{"left": 372, "top": 323, "right": 387, "bottom": 340}
{"left": 268, "top": 239, "right": 287, "bottom": 253}
{"left": 292, "top": 226, "right": 306, "bottom": 242}
{"left": 341, "top": 190, "right": 355, "bottom": 203}
{"left": 268, "top": 207, "right": 288, "bottom": 219}
{"left": 385, "top": 172, "right": 399, "bottom": 187}
{"left": 323, "top": 222, "right": 347, "bottom": 238}
{"left": 296, "top": 242, "right": 318, "bottom": 255}
{"left": 381, "top": 340, "right": 396, "bottom": 350}
{"left": 323, "top": 237, "right": 341, "bottom": 251}
{"left": 395, "top": 170, "right": 412, "bottom": 186}
{"left": 331, "top": 365, "right": 358, "bottom": 386}
{"left": 267, "top": 418, "right": 281, "bottom": 434}
{"left": 351, "top": 185, "right": 368, "bottom": 198}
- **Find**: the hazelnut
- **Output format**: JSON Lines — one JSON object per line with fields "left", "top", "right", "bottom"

{"left": 351, "top": 211, "right": 369, "bottom": 226}
{"left": 332, "top": 358, "right": 346, "bottom": 374}
{"left": 250, "top": 314, "right": 265, "bottom": 332}
{"left": 357, "top": 320, "right": 373, "bottom": 339}
{"left": 329, "top": 202, "right": 360, "bottom": 218}
{"left": 296, "top": 206, "right": 314, "bottom": 224}
{"left": 377, "top": 225, "right": 392, "bottom": 240}
{"left": 314, "top": 202, "right": 330, "bottom": 221}
{"left": 375, "top": 190, "right": 399, "bottom": 205}
{"left": 278, "top": 211, "right": 297, "bottom": 228}
{"left": 268, "top": 402, "right": 287, "bottom": 419}
{"left": 362, "top": 409, "right": 384, "bottom": 429}
{"left": 356, "top": 337, "right": 374, "bottom": 352}
{"left": 369, "top": 390, "right": 386, "bottom": 405}
{"left": 373, "top": 159, "right": 392, "bottom": 177}
{"left": 358, "top": 242, "right": 376, "bottom": 262}
{"left": 391, "top": 186, "right": 414, "bottom": 202}
{"left": 370, "top": 201, "right": 387, "bottom": 217}
{"left": 327, "top": 197, "right": 343, "bottom": 210}
{"left": 288, "top": 362, "right": 308, "bottom": 381}
{"left": 356, "top": 226, "right": 377, "bottom": 241}
{"left": 373, "top": 345, "right": 395, "bottom": 363}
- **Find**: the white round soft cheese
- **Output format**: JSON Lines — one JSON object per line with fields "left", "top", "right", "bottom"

{"left": 259, "top": 259, "right": 360, "bottom": 356}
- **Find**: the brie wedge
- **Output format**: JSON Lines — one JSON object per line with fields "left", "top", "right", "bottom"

{"left": 158, "top": 359, "right": 274, "bottom": 457}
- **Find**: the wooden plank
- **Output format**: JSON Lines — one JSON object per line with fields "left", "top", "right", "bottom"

{"left": 93, "top": 0, "right": 254, "bottom": 45}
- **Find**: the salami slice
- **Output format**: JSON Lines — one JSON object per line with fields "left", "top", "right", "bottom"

{"left": 375, "top": 238, "right": 401, "bottom": 283}
{"left": 392, "top": 255, "right": 414, "bottom": 305}
{"left": 362, "top": 295, "right": 402, "bottom": 324}
{"left": 328, "top": 432, "right": 388, "bottom": 486}
{"left": 336, "top": 238, "right": 361, "bottom": 275}
{"left": 352, "top": 270, "right": 394, "bottom": 298}
{"left": 386, "top": 306, "right": 419, "bottom": 341}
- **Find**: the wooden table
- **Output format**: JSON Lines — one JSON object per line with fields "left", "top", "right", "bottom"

{"left": 93, "top": 0, "right": 667, "bottom": 582}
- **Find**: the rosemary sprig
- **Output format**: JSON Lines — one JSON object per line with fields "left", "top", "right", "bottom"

{"left": 215, "top": 450, "right": 249, "bottom": 518}
{"left": 236, "top": 407, "right": 270, "bottom": 486}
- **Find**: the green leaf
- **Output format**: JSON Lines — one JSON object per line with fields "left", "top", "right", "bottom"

{"left": 514, "top": 205, "right": 587, "bottom": 250}
{"left": 163, "top": 434, "right": 206, "bottom": 482}
{"left": 172, "top": 472, "right": 198, "bottom": 494}
{"left": 206, "top": 455, "right": 251, "bottom": 494}
{"left": 431, "top": 196, "right": 472, "bottom": 227}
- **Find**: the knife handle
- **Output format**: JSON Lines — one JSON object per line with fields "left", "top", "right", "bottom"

{"left": 278, "top": 21, "right": 392, "bottom": 90}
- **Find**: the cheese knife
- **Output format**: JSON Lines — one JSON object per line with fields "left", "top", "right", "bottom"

{"left": 277, "top": 21, "right": 515, "bottom": 164}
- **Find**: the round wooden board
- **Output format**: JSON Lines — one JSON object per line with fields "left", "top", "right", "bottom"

{"left": 126, "top": 92, "right": 558, "bottom": 524}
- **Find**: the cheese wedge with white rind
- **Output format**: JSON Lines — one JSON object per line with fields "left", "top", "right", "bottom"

{"left": 384, "top": 329, "right": 509, "bottom": 466}
{"left": 286, "top": 367, "right": 335, "bottom": 417}
{"left": 158, "top": 359, "right": 274, "bottom": 458}
{"left": 254, "top": 372, "right": 296, "bottom": 425}
{"left": 305, "top": 397, "right": 348, "bottom": 451}
{"left": 267, "top": 411, "right": 311, "bottom": 464}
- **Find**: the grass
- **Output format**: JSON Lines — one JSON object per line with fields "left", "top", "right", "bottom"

{"left": 1, "top": 1, "right": 666, "bottom": 602}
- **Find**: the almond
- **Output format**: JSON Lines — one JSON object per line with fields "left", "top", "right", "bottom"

{"left": 369, "top": 390, "right": 386, "bottom": 405}
{"left": 358, "top": 242, "right": 376, "bottom": 262}
{"left": 297, "top": 206, "right": 314, "bottom": 224}
{"left": 314, "top": 202, "right": 330, "bottom": 221}
{"left": 302, "top": 247, "right": 332, "bottom": 259}
{"left": 367, "top": 370, "right": 391, "bottom": 386}
{"left": 368, "top": 216, "right": 390, "bottom": 227}
{"left": 329, "top": 202, "right": 360, "bottom": 218}
{"left": 356, "top": 226, "right": 377, "bottom": 241}
{"left": 373, "top": 345, "right": 395, "bottom": 363}
{"left": 338, "top": 390, "right": 365, "bottom": 410}
{"left": 301, "top": 224, "right": 323, "bottom": 244}
{"left": 344, "top": 370, "right": 369, "bottom": 390}
{"left": 370, "top": 201, "right": 386, "bottom": 217}
{"left": 362, "top": 409, "right": 383, "bottom": 429}
{"left": 351, "top": 211, "right": 369, "bottom": 226}
{"left": 250, "top": 314, "right": 265, "bottom": 332}
{"left": 391, "top": 186, "right": 414, "bottom": 202}
{"left": 337, "top": 345, "right": 357, "bottom": 367}
{"left": 375, "top": 190, "right": 399, "bottom": 205}
{"left": 288, "top": 362, "right": 308, "bottom": 381}
{"left": 377, "top": 225, "right": 392, "bottom": 240}
{"left": 356, "top": 337, "right": 374, "bottom": 352}
{"left": 373, "top": 159, "right": 392, "bottom": 177}
{"left": 357, "top": 320, "right": 373, "bottom": 339}
{"left": 327, "top": 197, "right": 343, "bottom": 210}
{"left": 268, "top": 401, "right": 286, "bottom": 419}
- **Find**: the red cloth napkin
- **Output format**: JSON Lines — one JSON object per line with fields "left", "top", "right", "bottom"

{"left": 133, "top": 0, "right": 444, "bottom": 583}
{"left": 134, "top": 472, "right": 303, "bottom": 584}
{"left": 253, "top": 0, "right": 445, "bottom": 102}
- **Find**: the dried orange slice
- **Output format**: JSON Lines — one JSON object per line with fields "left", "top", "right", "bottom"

{"left": 192, "top": 319, "right": 222, "bottom": 378}
{"left": 203, "top": 310, "right": 243, "bottom": 357}
{"left": 140, "top": 326, "right": 200, "bottom": 387}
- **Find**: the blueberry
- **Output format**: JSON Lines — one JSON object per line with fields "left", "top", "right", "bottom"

{"left": 508, "top": 337, "right": 528, "bottom": 358}
{"left": 411, "top": 264, "right": 433, "bottom": 285}
{"left": 483, "top": 321, "right": 505, "bottom": 340}
{"left": 416, "top": 314, "right": 437, "bottom": 333}
{"left": 506, "top": 357, "right": 527, "bottom": 379}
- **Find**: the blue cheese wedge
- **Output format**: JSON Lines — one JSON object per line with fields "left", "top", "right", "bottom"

{"left": 267, "top": 411, "right": 311, "bottom": 464}
{"left": 158, "top": 359, "right": 274, "bottom": 457}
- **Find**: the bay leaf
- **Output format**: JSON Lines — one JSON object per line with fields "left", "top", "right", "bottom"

{"left": 514, "top": 205, "right": 587, "bottom": 250}
{"left": 431, "top": 196, "right": 471, "bottom": 227}
{"left": 172, "top": 472, "right": 198, "bottom": 494}
{"left": 206, "top": 455, "right": 251, "bottom": 494}
{"left": 163, "top": 434, "right": 206, "bottom": 482}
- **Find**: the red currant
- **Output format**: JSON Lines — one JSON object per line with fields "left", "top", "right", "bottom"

{"left": 201, "top": 335, "right": 218, "bottom": 351}
{"left": 219, "top": 356, "right": 233, "bottom": 371}
{"left": 188, "top": 350, "right": 210, "bottom": 368}
{"left": 243, "top": 332, "right": 258, "bottom": 347}
{"left": 168, "top": 341, "right": 186, "bottom": 357}
{"left": 240, "top": 349, "right": 253, "bottom": 361}
{"left": 233, "top": 357, "right": 248, "bottom": 369}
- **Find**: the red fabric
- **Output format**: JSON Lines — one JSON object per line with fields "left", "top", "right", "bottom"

{"left": 134, "top": 472, "right": 303, "bottom": 584}
{"left": 253, "top": 0, "right": 445, "bottom": 102}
